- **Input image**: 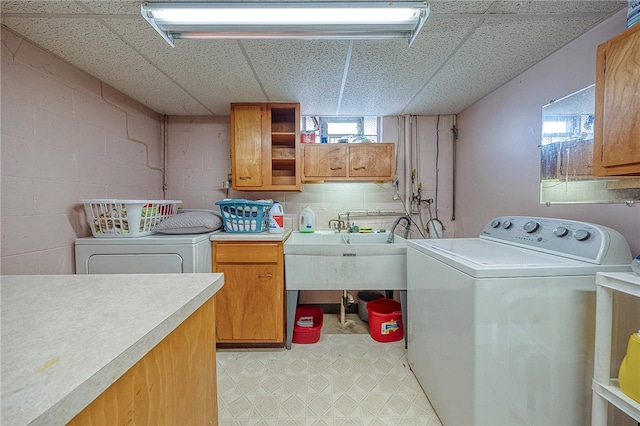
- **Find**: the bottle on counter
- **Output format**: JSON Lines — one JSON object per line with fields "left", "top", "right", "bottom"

{"left": 268, "top": 202, "right": 284, "bottom": 234}
{"left": 299, "top": 206, "right": 315, "bottom": 233}
{"left": 632, "top": 254, "right": 640, "bottom": 275}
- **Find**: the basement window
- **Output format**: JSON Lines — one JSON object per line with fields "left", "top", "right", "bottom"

{"left": 302, "top": 116, "right": 379, "bottom": 143}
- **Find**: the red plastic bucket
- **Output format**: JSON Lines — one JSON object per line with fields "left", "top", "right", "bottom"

{"left": 366, "top": 298, "right": 403, "bottom": 343}
{"left": 292, "top": 306, "right": 323, "bottom": 344}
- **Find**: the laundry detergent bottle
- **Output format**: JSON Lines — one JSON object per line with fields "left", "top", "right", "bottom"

{"left": 268, "top": 202, "right": 284, "bottom": 234}
{"left": 619, "top": 330, "right": 640, "bottom": 403}
{"left": 299, "top": 206, "right": 316, "bottom": 233}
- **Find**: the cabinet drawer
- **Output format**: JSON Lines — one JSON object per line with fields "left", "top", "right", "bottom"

{"left": 214, "top": 243, "right": 279, "bottom": 264}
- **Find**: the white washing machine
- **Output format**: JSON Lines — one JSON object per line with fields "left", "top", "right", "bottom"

{"left": 407, "top": 216, "right": 632, "bottom": 426}
{"left": 75, "top": 232, "right": 219, "bottom": 274}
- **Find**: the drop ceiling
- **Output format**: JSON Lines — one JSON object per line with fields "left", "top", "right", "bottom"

{"left": 1, "top": 1, "right": 626, "bottom": 117}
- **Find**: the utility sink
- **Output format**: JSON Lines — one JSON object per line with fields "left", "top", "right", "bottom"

{"left": 284, "top": 231, "right": 407, "bottom": 290}
{"left": 284, "top": 230, "right": 409, "bottom": 349}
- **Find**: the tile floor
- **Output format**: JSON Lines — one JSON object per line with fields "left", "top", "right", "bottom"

{"left": 216, "top": 314, "right": 442, "bottom": 425}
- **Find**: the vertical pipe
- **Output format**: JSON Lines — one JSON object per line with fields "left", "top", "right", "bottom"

{"left": 451, "top": 115, "right": 457, "bottom": 221}
{"left": 404, "top": 115, "right": 412, "bottom": 211}
{"left": 341, "top": 290, "right": 347, "bottom": 324}
{"left": 162, "top": 115, "right": 169, "bottom": 200}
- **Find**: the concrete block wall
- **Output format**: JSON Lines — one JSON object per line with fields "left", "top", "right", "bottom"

{"left": 1, "top": 28, "right": 164, "bottom": 274}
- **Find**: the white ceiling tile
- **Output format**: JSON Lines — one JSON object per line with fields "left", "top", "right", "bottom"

{"left": 106, "top": 20, "right": 267, "bottom": 115}
{"left": 241, "top": 39, "right": 350, "bottom": 115}
{"left": 338, "top": 18, "right": 476, "bottom": 116}
{"left": 403, "top": 16, "right": 605, "bottom": 114}
{"left": 3, "top": 17, "right": 211, "bottom": 115}
{"left": 1, "top": 1, "right": 87, "bottom": 14}
{"left": 494, "top": 0, "right": 624, "bottom": 14}
{"left": 0, "top": 0, "right": 628, "bottom": 116}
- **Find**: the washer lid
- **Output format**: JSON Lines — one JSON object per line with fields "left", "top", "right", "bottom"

{"left": 408, "top": 238, "right": 630, "bottom": 278}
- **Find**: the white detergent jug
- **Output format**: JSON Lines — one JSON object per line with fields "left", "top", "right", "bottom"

{"left": 269, "top": 202, "right": 284, "bottom": 234}
{"left": 299, "top": 206, "right": 315, "bottom": 233}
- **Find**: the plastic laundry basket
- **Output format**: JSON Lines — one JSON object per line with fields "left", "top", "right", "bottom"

{"left": 366, "top": 298, "right": 403, "bottom": 343}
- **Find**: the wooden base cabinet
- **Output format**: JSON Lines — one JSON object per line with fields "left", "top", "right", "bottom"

{"left": 68, "top": 298, "right": 217, "bottom": 426}
{"left": 213, "top": 242, "right": 285, "bottom": 345}
{"left": 593, "top": 24, "right": 640, "bottom": 176}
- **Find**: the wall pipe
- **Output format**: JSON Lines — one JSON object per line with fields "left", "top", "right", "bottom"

{"left": 162, "top": 115, "right": 169, "bottom": 200}
{"left": 404, "top": 115, "right": 412, "bottom": 214}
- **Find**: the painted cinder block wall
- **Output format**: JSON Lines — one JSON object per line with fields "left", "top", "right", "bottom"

{"left": 1, "top": 28, "right": 164, "bottom": 274}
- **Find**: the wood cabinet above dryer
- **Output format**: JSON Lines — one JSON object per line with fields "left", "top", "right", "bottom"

{"left": 231, "top": 103, "right": 301, "bottom": 190}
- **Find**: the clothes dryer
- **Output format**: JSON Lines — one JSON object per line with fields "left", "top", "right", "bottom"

{"left": 75, "top": 232, "right": 220, "bottom": 274}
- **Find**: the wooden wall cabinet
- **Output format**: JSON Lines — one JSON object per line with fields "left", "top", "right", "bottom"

{"left": 231, "top": 103, "right": 301, "bottom": 190}
{"left": 302, "top": 143, "right": 395, "bottom": 182}
{"left": 212, "top": 241, "right": 285, "bottom": 345}
{"left": 302, "top": 144, "right": 347, "bottom": 179}
{"left": 593, "top": 24, "right": 640, "bottom": 176}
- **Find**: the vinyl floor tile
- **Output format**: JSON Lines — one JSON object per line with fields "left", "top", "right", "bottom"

{"left": 217, "top": 334, "right": 442, "bottom": 425}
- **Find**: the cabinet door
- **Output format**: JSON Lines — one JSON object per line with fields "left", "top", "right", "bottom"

{"left": 349, "top": 144, "right": 395, "bottom": 179}
{"left": 303, "top": 144, "right": 347, "bottom": 178}
{"left": 215, "top": 263, "right": 282, "bottom": 342}
{"left": 593, "top": 24, "right": 640, "bottom": 176}
{"left": 213, "top": 242, "right": 284, "bottom": 344}
{"left": 231, "top": 104, "right": 264, "bottom": 187}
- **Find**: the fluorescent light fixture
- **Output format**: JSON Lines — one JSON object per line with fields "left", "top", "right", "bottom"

{"left": 141, "top": 2, "right": 430, "bottom": 47}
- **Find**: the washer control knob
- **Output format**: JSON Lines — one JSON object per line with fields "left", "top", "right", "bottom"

{"left": 553, "top": 226, "right": 569, "bottom": 237}
{"left": 502, "top": 220, "right": 513, "bottom": 229}
{"left": 573, "top": 229, "right": 591, "bottom": 241}
{"left": 523, "top": 221, "right": 540, "bottom": 233}
{"left": 490, "top": 219, "right": 501, "bottom": 228}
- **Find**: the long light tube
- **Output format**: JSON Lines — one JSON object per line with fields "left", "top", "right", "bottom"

{"left": 141, "top": 2, "right": 429, "bottom": 47}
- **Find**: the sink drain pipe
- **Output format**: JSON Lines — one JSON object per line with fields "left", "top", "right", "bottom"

{"left": 341, "top": 290, "right": 354, "bottom": 324}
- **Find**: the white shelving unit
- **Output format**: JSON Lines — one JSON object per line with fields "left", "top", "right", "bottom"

{"left": 591, "top": 272, "right": 640, "bottom": 425}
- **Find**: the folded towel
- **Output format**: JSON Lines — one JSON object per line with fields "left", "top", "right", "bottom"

{"left": 296, "top": 316, "right": 314, "bottom": 327}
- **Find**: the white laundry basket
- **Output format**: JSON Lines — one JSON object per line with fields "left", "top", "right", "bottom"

{"left": 80, "top": 199, "right": 181, "bottom": 237}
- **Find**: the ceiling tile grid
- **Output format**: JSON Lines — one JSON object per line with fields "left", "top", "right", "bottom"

{"left": 0, "top": 0, "right": 627, "bottom": 116}
{"left": 403, "top": 15, "right": 609, "bottom": 114}
{"left": 339, "top": 18, "right": 477, "bottom": 116}
{"left": 240, "top": 39, "right": 350, "bottom": 115}
{"left": 106, "top": 20, "right": 267, "bottom": 115}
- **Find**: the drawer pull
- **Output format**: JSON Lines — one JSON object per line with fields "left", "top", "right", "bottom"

{"left": 353, "top": 166, "right": 365, "bottom": 171}
{"left": 239, "top": 176, "right": 252, "bottom": 180}
{"left": 330, "top": 167, "right": 343, "bottom": 170}
{"left": 258, "top": 273, "right": 273, "bottom": 279}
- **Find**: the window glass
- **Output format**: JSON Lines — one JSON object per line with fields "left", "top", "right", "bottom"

{"left": 302, "top": 116, "right": 379, "bottom": 143}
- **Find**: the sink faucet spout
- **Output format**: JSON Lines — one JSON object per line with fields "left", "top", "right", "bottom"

{"left": 387, "top": 216, "right": 412, "bottom": 243}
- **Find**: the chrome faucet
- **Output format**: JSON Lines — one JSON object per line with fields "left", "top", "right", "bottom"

{"left": 338, "top": 212, "right": 352, "bottom": 233}
{"left": 329, "top": 218, "right": 346, "bottom": 231}
{"left": 387, "top": 215, "right": 412, "bottom": 243}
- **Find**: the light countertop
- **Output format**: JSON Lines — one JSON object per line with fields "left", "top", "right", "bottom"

{"left": 210, "top": 228, "right": 292, "bottom": 242}
{"left": 1, "top": 273, "right": 224, "bottom": 426}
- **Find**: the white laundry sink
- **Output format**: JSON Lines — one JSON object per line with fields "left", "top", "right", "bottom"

{"left": 284, "top": 231, "right": 407, "bottom": 290}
